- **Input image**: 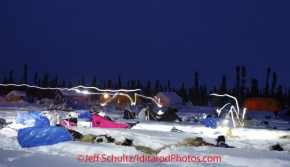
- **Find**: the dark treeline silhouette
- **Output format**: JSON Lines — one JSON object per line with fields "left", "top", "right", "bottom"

{"left": 0, "top": 65, "right": 289, "bottom": 108}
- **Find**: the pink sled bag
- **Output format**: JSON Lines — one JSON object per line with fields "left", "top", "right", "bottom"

{"left": 91, "top": 114, "right": 130, "bottom": 129}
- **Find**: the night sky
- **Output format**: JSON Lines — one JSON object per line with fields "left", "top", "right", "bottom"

{"left": 0, "top": 0, "right": 289, "bottom": 90}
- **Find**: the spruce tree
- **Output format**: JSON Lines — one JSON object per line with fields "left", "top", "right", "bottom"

{"left": 234, "top": 66, "right": 240, "bottom": 98}
{"left": 271, "top": 72, "right": 277, "bottom": 96}
{"left": 159, "top": 84, "right": 164, "bottom": 92}
{"left": 103, "top": 82, "right": 107, "bottom": 89}
{"left": 145, "top": 80, "right": 152, "bottom": 96}
{"left": 23, "top": 64, "right": 28, "bottom": 84}
{"left": 155, "top": 80, "right": 160, "bottom": 94}
{"left": 204, "top": 85, "right": 208, "bottom": 106}
{"left": 220, "top": 75, "right": 227, "bottom": 94}
{"left": 41, "top": 73, "right": 50, "bottom": 87}
{"left": 9, "top": 69, "right": 13, "bottom": 84}
{"left": 50, "top": 78, "right": 56, "bottom": 88}
{"left": 80, "top": 78, "right": 85, "bottom": 86}
{"left": 34, "top": 72, "right": 38, "bottom": 86}
{"left": 131, "top": 80, "right": 136, "bottom": 89}
{"left": 127, "top": 80, "right": 130, "bottom": 89}
{"left": 61, "top": 79, "right": 66, "bottom": 87}
{"left": 240, "top": 66, "right": 246, "bottom": 104}
{"left": 91, "top": 76, "right": 97, "bottom": 87}
{"left": 3, "top": 77, "right": 7, "bottom": 84}
{"left": 251, "top": 78, "right": 259, "bottom": 97}
{"left": 118, "top": 76, "right": 122, "bottom": 89}
{"left": 199, "top": 85, "right": 205, "bottom": 106}
{"left": 265, "top": 68, "right": 271, "bottom": 96}
{"left": 107, "top": 79, "right": 112, "bottom": 89}
{"left": 137, "top": 80, "right": 142, "bottom": 89}
{"left": 288, "top": 88, "right": 290, "bottom": 106}
{"left": 54, "top": 76, "right": 58, "bottom": 87}
{"left": 180, "top": 83, "right": 187, "bottom": 102}
{"left": 68, "top": 81, "right": 73, "bottom": 88}
{"left": 276, "top": 85, "right": 283, "bottom": 105}
{"left": 167, "top": 80, "right": 171, "bottom": 92}
{"left": 193, "top": 71, "right": 199, "bottom": 105}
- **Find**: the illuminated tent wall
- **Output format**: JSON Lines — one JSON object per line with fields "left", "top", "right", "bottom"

{"left": 113, "top": 93, "right": 142, "bottom": 105}
{"left": 242, "top": 98, "right": 282, "bottom": 112}
{"left": 5, "top": 90, "right": 27, "bottom": 102}
{"left": 155, "top": 92, "right": 183, "bottom": 107}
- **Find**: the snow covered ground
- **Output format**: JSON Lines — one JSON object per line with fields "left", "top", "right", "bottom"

{"left": 0, "top": 102, "right": 290, "bottom": 167}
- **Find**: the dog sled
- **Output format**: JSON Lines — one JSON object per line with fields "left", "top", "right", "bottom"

{"left": 47, "top": 103, "right": 74, "bottom": 111}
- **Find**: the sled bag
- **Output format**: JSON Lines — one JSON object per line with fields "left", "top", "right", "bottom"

{"left": 91, "top": 114, "right": 130, "bottom": 128}
{"left": 18, "top": 126, "right": 73, "bottom": 147}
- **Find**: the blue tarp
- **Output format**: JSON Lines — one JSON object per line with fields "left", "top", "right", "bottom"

{"left": 15, "top": 112, "right": 50, "bottom": 128}
{"left": 203, "top": 117, "right": 233, "bottom": 129}
{"left": 18, "top": 126, "right": 73, "bottom": 147}
{"left": 78, "top": 111, "right": 92, "bottom": 121}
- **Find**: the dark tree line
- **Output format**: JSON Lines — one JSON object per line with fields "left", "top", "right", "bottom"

{"left": 209, "top": 66, "right": 289, "bottom": 107}
{"left": 0, "top": 65, "right": 289, "bottom": 107}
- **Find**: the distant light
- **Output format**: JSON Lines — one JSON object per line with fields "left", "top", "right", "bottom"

{"left": 104, "top": 93, "right": 109, "bottom": 99}
{"left": 82, "top": 90, "right": 89, "bottom": 94}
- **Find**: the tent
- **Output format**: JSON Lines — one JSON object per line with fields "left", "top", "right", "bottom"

{"left": 242, "top": 98, "right": 282, "bottom": 112}
{"left": 54, "top": 89, "right": 88, "bottom": 102}
{"left": 6, "top": 90, "right": 27, "bottom": 98}
{"left": 185, "top": 101, "right": 194, "bottom": 109}
{"left": 5, "top": 90, "right": 27, "bottom": 102}
{"left": 112, "top": 93, "right": 141, "bottom": 105}
{"left": 155, "top": 92, "right": 183, "bottom": 107}
{"left": 54, "top": 90, "right": 89, "bottom": 109}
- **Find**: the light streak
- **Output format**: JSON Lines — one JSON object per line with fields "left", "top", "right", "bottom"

{"left": 0, "top": 84, "right": 162, "bottom": 107}
{"left": 136, "top": 94, "right": 162, "bottom": 107}
{"left": 216, "top": 103, "right": 230, "bottom": 115}
{"left": 0, "top": 84, "right": 141, "bottom": 92}
{"left": 99, "top": 93, "right": 162, "bottom": 107}
{"left": 0, "top": 84, "right": 71, "bottom": 90}
{"left": 71, "top": 85, "right": 141, "bottom": 92}
{"left": 210, "top": 93, "right": 246, "bottom": 127}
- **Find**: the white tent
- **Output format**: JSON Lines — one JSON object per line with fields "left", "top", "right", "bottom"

{"left": 185, "top": 101, "right": 194, "bottom": 109}
{"left": 6, "top": 90, "right": 27, "bottom": 98}
{"left": 155, "top": 92, "right": 183, "bottom": 107}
